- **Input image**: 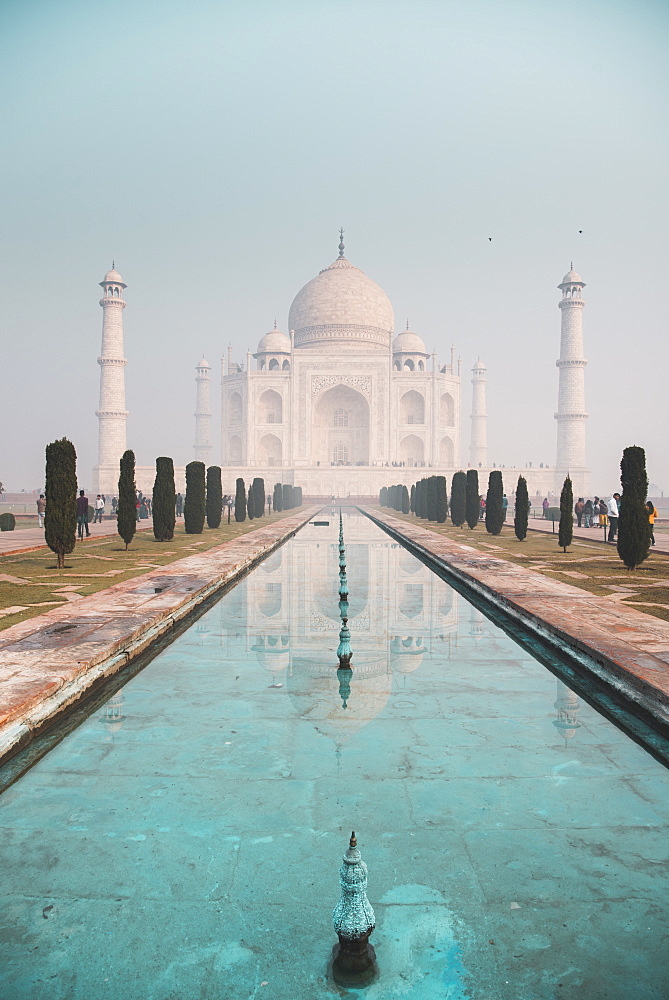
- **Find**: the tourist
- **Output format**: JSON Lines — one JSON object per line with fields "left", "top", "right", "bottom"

{"left": 111, "top": 496, "right": 118, "bottom": 514}
{"left": 266, "top": 493, "right": 272, "bottom": 515}
{"left": 583, "top": 498, "right": 593, "bottom": 527}
{"left": 76, "top": 489, "right": 90, "bottom": 539}
{"left": 479, "top": 496, "right": 485, "bottom": 520}
{"left": 647, "top": 500, "right": 658, "bottom": 546}
{"left": 542, "top": 497, "right": 549, "bottom": 517}
{"left": 93, "top": 495, "right": 105, "bottom": 522}
{"left": 607, "top": 494, "right": 620, "bottom": 542}
{"left": 175, "top": 493, "right": 183, "bottom": 517}
{"left": 502, "top": 494, "right": 508, "bottom": 520}
{"left": 140, "top": 498, "right": 149, "bottom": 519}
{"left": 36, "top": 494, "right": 46, "bottom": 528}
{"left": 575, "top": 497, "right": 584, "bottom": 527}
{"left": 135, "top": 497, "right": 141, "bottom": 522}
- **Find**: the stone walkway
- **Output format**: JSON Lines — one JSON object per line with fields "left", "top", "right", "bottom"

{"left": 364, "top": 506, "right": 669, "bottom": 733}
{"left": 0, "top": 518, "right": 155, "bottom": 556}
{"left": 0, "top": 507, "right": 320, "bottom": 764}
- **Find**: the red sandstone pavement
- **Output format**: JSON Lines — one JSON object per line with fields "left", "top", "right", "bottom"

{"left": 365, "top": 507, "right": 669, "bottom": 731}
{"left": 0, "top": 507, "right": 320, "bottom": 763}
{"left": 0, "top": 518, "right": 155, "bottom": 556}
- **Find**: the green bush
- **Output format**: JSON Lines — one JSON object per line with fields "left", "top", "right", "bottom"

{"left": 450, "top": 472, "right": 466, "bottom": 527}
{"left": 272, "top": 482, "right": 283, "bottom": 513}
{"left": 117, "top": 450, "right": 137, "bottom": 549}
{"left": 380, "top": 486, "right": 388, "bottom": 507}
{"left": 465, "top": 470, "right": 479, "bottom": 529}
{"left": 410, "top": 484, "right": 415, "bottom": 513}
{"left": 435, "top": 476, "right": 448, "bottom": 523}
{"left": 45, "top": 438, "right": 77, "bottom": 568}
{"left": 401, "top": 484, "right": 410, "bottom": 514}
{"left": 184, "top": 461, "right": 206, "bottom": 534}
{"left": 235, "top": 478, "right": 247, "bottom": 521}
{"left": 558, "top": 476, "right": 573, "bottom": 552}
{"left": 282, "top": 484, "right": 293, "bottom": 510}
{"left": 618, "top": 445, "right": 652, "bottom": 570}
{"left": 206, "top": 466, "right": 223, "bottom": 529}
{"left": 251, "top": 477, "right": 265, "bottom": 519}
{"left": 294, "top": 486, "right": 302, "bottom": 507}
{"left": 514, "top": 475, "right": 529, "bottom": 541}
{"left": 152, "top": 456, "right": 176, "bottom": 542}
{"left": 485, "top": 470, "right": 504, "bottom": 535}
{"left": 0, "top": 512, "right": 15, "bottom": 531}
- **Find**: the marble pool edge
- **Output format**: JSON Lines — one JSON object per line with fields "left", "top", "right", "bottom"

{"left": 363, "top": 506, "right": 669, "bottom": 736}
{"left": 0, "top": 507, "right": 322, "bottom": 766}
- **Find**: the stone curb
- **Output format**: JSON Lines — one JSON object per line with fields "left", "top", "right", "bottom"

{"left": 0, "top": 508, "right": 321, "bottom": 765}
{"left": 362, "top": 507, "right": 669, "bottom": 736}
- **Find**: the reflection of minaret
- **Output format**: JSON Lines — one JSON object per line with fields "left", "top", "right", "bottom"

{"left": 469, "top": 604, "right": 485, "bottom": 641}
{"left": 469, "top": 359, "right": 487, "bottom": 468}
{"left": 553, "top": 679, "right": 581, "bottom": 743}
{"left": 100, "top": 690, "right": 125, "bottom": 735}
{"left": 555, "top": 267, "right": 587, "bottom": 480}
{"left": 194, "top": 356, "right": 212, "bottom": 463}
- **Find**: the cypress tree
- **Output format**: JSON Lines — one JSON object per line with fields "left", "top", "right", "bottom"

{"left": 247, "top": 484, "right": 255, "bottom": 519}
{"left": 117, "top": 449, "right": 137, "bottom": 549}
{"left": 417, "top": 479, "right": 427, "bottom": 518}
{"left": 485, "top": 470, "right": 505, "bottom": 535}
{"left": 184, "top": 461, "right": 206, "bottom": 534}
{"left": 273, "top": 482, "right": 283, "bottom": 513}
{"left": 206, "top": 466, "right": 223, "bottom": 529}
{"left": 435, "top": 476, "right": 448, "bottom": 523}
{"left": 282, "top": 483, "right": 292, "bottom": 510}
{"left": 401, "top": 484, "right": 410, "bottom": 514}
{"left": 425, "top": 476, "right": 437, "bottom": 521}
{"left": 294, "top": 486, "right": 302, "bottom": 507}
{"left": 451, "top": 472, "right": 466, "bottom": 527}
{"left": 380, "top": 486, "right": 388, "bottom": 507}
{"left": 235, "top": 478, "right": 247, "bottom": 521}
{"left": 251, "top": 477, "right": 265, "bottom": 519}
{"left": 514, "top": 475, "right": 529, "bottom": 542}
{"left": 45, "top": 437, "right": 77, "bottom": 569}
{"left": 152, "top": 456, "right": 175, "bottom": 542}
{"left": 618, "top": 445, "right": 652, "bottom": 570}
{"left": 558, "top": 476, "right": 573, "bottom": 552}
{"left": 410, "top": 484, "right": 416, "bottom": 513}
{"left": 465, "top": 469, "right": 479, "bottom": 529}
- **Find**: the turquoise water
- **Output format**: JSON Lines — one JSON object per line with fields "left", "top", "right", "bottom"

{"left": 1, "top": 511, "right": 668, "bottom": 1000}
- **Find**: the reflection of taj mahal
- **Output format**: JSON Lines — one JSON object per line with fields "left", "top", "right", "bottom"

{"left": 220, "top": 233, "right": 461, "bottom": 497}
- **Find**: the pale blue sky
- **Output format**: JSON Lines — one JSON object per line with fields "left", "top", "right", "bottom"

{"left": 1, "top": 0, "right": 667, "bottom": 491}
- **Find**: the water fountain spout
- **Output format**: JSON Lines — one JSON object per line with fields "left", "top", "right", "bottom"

{"left": 332, "top": 832, "right": 376, "bottom": 985}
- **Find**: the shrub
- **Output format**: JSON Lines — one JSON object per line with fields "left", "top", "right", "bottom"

{"left": 379, "top": 486, "right": 387, "bottom": 507}
{"left": 184, "top": 461, "right": 206, "bottom": 534}
{"left": 514, "top": 475, "right": 529, "bottom": 541}
{"left": 206, "top": 466, "right": 223, "bottom": 529}
{"left": 152, "top": 456, "right": 175, "bottom": 542}
{"left": 0, "top": 512, "right": 15, "bottom": 531}
{"left": 235, "top": 478, "right": 246, "bottom": 521}
{"left": 401, "top": 484, "right": 410, "bottom": 513}
{"left": 558, "top": 476, "right": 573, "bottom": 552}
{"left": 450, "top": 472, "right": 466, "bottom": 526}
{"left": 485, "top": 470, "right": 504, "bottom": 535}
{"left": 272, "top": 482, "right": 283, "bottom": 513}
{"left": 45, "top": 438, "right": 77, "bottom": 568}
{"left": 410, "top": 484, "right": 415, "bottom": 513}
{"left": 465, "top": 470, "right": 479, "bottom": 529}
{"left": 294, "top": 486, "right": 302, "bottom": 507}
{"left": 282, "top": 484, "right": 293, "bottom": 510}
{"left": 116, "top": 450, "right": 137, "bottom": 549}
{"left": 251, "top": 477, "right": 265, "bottom": 519}
{"left": 618, "top": 445, "right": 652, "bottom": 570}
{"left": 435, "top": 476, "right": 448, "bottom": 523}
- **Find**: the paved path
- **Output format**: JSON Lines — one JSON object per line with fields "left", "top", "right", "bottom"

{"left": 364, "top": 506, "right": 669, "bottom": 736}
{"left": 0, "top": 518, "right": 156, "bottom": 556}
{"left": 524, "top": 516, "right": 669, "bottom": 554}
{"left": 0, "top": 507, "right": 320, "bottom": 764}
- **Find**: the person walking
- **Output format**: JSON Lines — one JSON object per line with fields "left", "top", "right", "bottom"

{"left": 583, "top": 498, "right": 593, "bottom": 528}
{"left": 502, "top": 494, "right": 508, "bottom": 521}
{"left": 36, "top": 494, "right": 46, "bottom": 528}
{"left": 574, "top": 498, "right": 585, "bottom": 528}
{"left": 76, "top": 489, "right": 90, "bottom": 539}
{"left": 607, "top": 493, "right": 620, "bottom": 542}
{"left": 542, "top": 497, "right": 549, "bottom": 517}
{"left": 93, "top": 495, "right": 105, "bottom": 523}
{"left": 175, "top": 493, "right": 183, "bottom": 518}
{"left": 647, "top": 500, "right": 658, "bottom": 546}
{"left": 266, "top": 493, "right": 272, "bottom": 515}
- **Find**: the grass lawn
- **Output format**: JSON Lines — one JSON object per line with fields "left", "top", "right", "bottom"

{"left": 0, "top": 509, "right": 305, "bottom": 632}
{"left": 373, "top": 507, "right": 669, "bottom": 623}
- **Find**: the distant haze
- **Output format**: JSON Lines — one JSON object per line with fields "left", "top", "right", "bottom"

{"left": 1, "top": 0, "right": 667, "bottom": 493}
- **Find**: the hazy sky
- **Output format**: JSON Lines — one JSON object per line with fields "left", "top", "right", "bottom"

{"left": 1, "top": 0, "right": 667, "bottom": 492}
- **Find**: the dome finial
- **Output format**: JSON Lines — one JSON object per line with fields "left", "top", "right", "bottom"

{"left": 570, "top": 261, "right": 573, "bottom": 271}
{"left": 274, "top": 318, "right": 277, "bottom": 329}
{"left": 338, "top": 227, "right": 345, "bottom": 258}
{"left": 406, "top": 318, "right": 409, "bottom": 331}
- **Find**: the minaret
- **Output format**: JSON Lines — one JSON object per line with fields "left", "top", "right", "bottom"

{"left": 555, "top": 266, "right": 587, "bottom": 481}
{"left": 194, "top": 355, "right": 212, "bottom": 464}
{"left": 469, "top": 359, "right": 487, "bottom": 468}
{"left": 95, "top": 264, "right": 128, "bottom": 495}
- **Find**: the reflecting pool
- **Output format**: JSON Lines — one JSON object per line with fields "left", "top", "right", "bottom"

{"left": 1, "top": 512, "right": 668, "bottom": 1000}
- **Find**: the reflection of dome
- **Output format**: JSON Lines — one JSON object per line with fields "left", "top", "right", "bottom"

{"left": 288, "top": 256, "right": 394, "bottom": 353}
{"left": 253, "top": 647, "right": 290, "bottom": 673}
{"left": 392, "top": 330, "right": 427, "bottom": 355}
{"left": 287, "top": 658, "right": 392, "bottom": 742}
{"left": 390, "top": 636, "right": 425, "bottom": 673}
{"left": 256, "top": 329, "right": 291, "bottom": 354}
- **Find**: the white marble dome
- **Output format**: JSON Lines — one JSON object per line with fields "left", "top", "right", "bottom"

{"left": 102, "top": 268, "right": 125, "bottom": 285}
{"left": 560, "top": 269, "right": 584, "bottom": 285}
{"left": 288, "top": 256, "right": 394, "bottom": 353}
{"left": 392, "top": 329, "right": 427, "bottom": 355}
{"left": 256, "top": 328, "right": 291, "bottom": 354}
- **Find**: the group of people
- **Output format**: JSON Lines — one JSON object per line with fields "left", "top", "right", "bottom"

{"left": 478, "top": 494, "right": 509, "bottom": 520}
{"left": 541, "top": 494, "right": 659, "bottom": 545}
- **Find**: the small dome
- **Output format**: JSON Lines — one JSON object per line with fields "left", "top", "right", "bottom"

{"left": 560, "top": 268, "right": 583, "bottom": 285}
{"left": 197, "top": 356, "right": 210, "bottom": 369}
{"left": 472, "top": 358, "right": 486, "bottom": 371}
{"left": 392, "top": 330, "right": 427, "bottom": 355}
{"left": 102, "top": 268, "right": 125, "bottom": 285}
{"left": 256, "top": 329, "right": 291, "bottom": 354}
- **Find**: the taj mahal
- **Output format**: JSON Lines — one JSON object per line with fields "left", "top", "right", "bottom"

{"left": 93, "top": 234, "right": 590, "bottom": 498}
